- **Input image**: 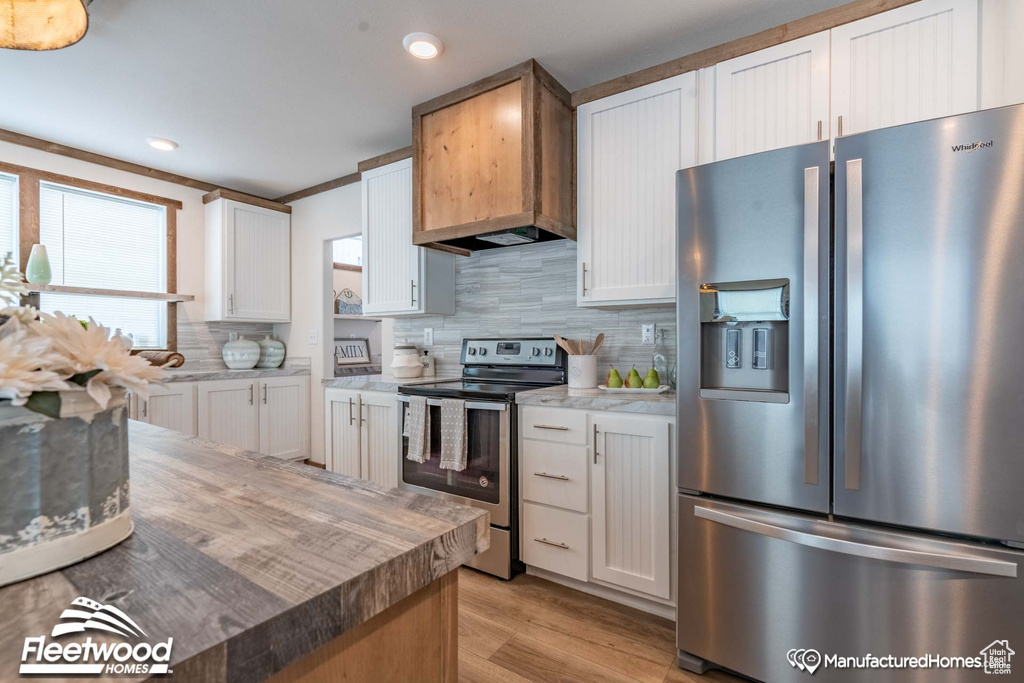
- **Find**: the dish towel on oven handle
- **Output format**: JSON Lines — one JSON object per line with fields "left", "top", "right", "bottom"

{"left": 406, "top": 396, "right": 430, "bottom": 463}
{"left": 439, "top": 398, "right": 467, "bottom": 472}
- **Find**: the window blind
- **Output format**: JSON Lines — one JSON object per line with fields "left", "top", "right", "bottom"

{"left": 38, "top": 182, "right": 168, "bottom": 349}
{"left": 0, "top": 173, "right": 16, "bottom": 265}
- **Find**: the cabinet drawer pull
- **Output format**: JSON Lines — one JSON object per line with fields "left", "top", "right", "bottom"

{"left": 262, "top": 384, "right": 268, "bottom": 404}
{"left": 533, "top": 424, "right": 569, "bottom": 431}
{"left": 534, "top": 537, "right": 570, "bottom": 550}
{"left": 248, "top": 385, "right": 253, "bottom": 405}
{"left": 533, "top": 472, "right": 570, "bottom": 481}
{"left": 229, "top": 293, "right": 234, "bottom": 314}
{"left": 348, "top": 397, "right": 355, "bottom": 425}
{"left": 581, "top": 262, "right": 588, "bottom": 297}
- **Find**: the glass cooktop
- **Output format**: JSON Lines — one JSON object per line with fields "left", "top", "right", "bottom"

{"left": 399, "top": 379, "right": 551, "bottom": 401}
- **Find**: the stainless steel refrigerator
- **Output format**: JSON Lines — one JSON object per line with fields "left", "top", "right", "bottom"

{"left": 676, "top": 105, "right": 1024, "bottom": 682}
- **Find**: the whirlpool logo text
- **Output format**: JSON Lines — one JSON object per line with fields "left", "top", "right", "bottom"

{"left": 951, "top": 140, "right": 994, "bottom": 153}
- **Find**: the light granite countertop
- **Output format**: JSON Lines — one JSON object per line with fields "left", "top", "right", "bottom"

{"left": 162, "top": 366, "right": 311, "bottom": 383}
{"left": 322, "top": 371, "right": 461, "bottom": 393}
{"left": 0, "top": 422, "right": 487, "bottom": 682}
{"left": 516, "top": 384, "right": 676, "bottom": 416}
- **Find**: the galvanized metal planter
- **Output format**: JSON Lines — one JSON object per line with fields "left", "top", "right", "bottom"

{"left": 0, "top": 388, "right": 132, "bottom": 587}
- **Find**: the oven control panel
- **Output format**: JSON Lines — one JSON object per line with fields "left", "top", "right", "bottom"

{"left": 461, "top": 338, "right": 562, "bottom": 366}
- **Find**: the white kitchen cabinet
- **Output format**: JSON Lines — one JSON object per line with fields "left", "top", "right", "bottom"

{"left": 135, "top": 382, "right": 197, "bottom": 436}
{"left": 361, "top": 158, "right": 455, "bottom": 317}
{"left": 711, "top": 31, "right": 831, "bottom": 161}
{"left": 324, "top": 388, "right": 399, "bottom": 488}
{"left": 197, "top": 379, "right": 259, "bottom": 451}
{"left": 205, "top": 197, "right": 291, "bottom": 322}
{"left": 258, "top": 376, "right": 311, "bottom": 460}
{"left": 577, "top": 72, "right": 697, "bottom": 306}
{"left": 591, "top": 413, "right": 671, "bottom": 599}
{"left": 831, "top": 0, "right": 979, "bottom": 138}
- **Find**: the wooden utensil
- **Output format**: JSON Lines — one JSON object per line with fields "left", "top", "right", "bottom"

{"left": 554, "top": 334, "right": 575, "bottom": 355}
{"left": 590, "top": 333, "right": 605, "bottom": 355}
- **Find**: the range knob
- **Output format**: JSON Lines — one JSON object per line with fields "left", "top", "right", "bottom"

{"left": 467, "top": 347, "right": 477, "bottom": 356}
{"left": 544, "top": 347, "right": 554, "bottom": 356}
{"left": 531, "top": 347, "right": 541, "bottom": 356}
{"left": 477, "top": 347, "right": 487, "bottom": 356}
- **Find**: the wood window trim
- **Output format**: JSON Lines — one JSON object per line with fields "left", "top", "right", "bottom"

{"left": 3, "top": 160, "right": 182, "bottom": 352}
{"left": 333, "top": 262, "right": 362, "bottom": 272}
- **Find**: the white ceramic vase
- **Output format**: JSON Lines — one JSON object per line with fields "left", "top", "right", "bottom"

{"left": 222, "top": 334, "right": 260, "bottom": 369}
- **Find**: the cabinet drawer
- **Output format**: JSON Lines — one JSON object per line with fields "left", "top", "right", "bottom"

{"left": 521, "top": 440, "right": 588, "bottom": 513}
{"left": 522, "top": 502, "right": 589, "bottom": 581}
{"left": 520, "top": 406, "right": 587, "bottom": 445}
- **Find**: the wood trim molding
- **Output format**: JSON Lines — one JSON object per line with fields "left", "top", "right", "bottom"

{"left": 0, "top": 128, "right": 223, "bottom": 192}
{"left": 202, "top": 187, "right": 292, "bottom": 213}
{"left": 570, "top": 0, "right": 923, "bottom": 107}
{"left": 0, "top": 161, "right": 184, "bottom": 209}
{"left": 273, "top": 172, "right": 360, "bottom": 204}
{"left": 166, "top": 208, "right": 178, "bottom": 352}
{"left": 357, "top": 146, "right": 413, "bottom": 174}
{"left": 333, "top": 263, "right": 362, "bottom": 272}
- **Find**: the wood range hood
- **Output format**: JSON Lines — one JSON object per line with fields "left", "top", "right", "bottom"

{"left": 412, "top": 59, "right": 575, "bottom": 255}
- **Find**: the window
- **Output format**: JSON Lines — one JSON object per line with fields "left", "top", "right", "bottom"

{"left": 0, "top": 172, "right": 16, "bottom": 265}
{"left": 333, "top": 236, "right": 362, "bottom": 267}
{"left": 38, "top": 182, "right": 168, "bottom": 349}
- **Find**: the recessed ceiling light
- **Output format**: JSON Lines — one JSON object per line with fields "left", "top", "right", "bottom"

{"left": 147, "top": 137, "right": 178, "bottom": 151}
{"left": 403, "top": 32, "right": 443, "bottom": 60}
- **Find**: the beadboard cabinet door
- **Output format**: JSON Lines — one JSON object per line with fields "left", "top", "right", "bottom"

{"left": 591, "top": 413, "right": 671, "bottom": 599}
{"left": 831, "top": 0, "right": 979, "bottom": 137}
{"left": 198, "top": 379, "right": 259, "bottom": 451}
{"left": 362, "top": 159, "right": 455, "bottom": 317}
{"left": 258, "top": 376, "right": 310, "bottom": 460}
{"left": 325, "top": 388, "right": 362, "bottom": 477}
{"left": 713, "top": 31, "right": 831, "bottom": 161}
{"left": 205, "top": 198, "right": 291, "bottom": 322}
{"left": 135, "top": 382, "right": 197, "bottom": 436}
{"left": 359, "top": 391, "right": 399, "bottom": 489}
{"left": 577, "top": 72, "right": 697, "bottom": 306}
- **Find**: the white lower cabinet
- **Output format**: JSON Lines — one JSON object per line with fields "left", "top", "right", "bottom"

{"left": 198, "top": 379, "right": 260, "bottom": 451}
{"left": 133, "top": 382, "right": 197, "bottom": 436}
{"left": 519, "top": 405, "right": 674, "bottom": 604}
{"left": 258, "top": 376, "right": 311, "bottom": 460}
{"left": 324, "top": 388, "right": 398, "bottom": 488}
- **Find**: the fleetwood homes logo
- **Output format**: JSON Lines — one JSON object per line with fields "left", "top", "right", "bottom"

{"left": 19, "top": 597, "right": 173, "bottom": 676}
{"left": 951, "top": 140, "right": 994, "bottom": 153}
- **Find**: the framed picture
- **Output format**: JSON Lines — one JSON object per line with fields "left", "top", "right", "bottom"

{"left": 334, "top": 338, "right": 371, "bottom": 365}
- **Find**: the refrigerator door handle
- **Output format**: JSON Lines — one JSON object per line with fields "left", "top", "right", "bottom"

{"left": 694, "top": 506, "right": 1017, "bottom": 578}
{"left": 845, "top": 158, "right": 865, "bottom": 490}
{"left": 803, "top": 166, "right": 820, "bottom": 485}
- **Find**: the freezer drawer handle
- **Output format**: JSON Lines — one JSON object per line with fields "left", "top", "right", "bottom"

{"left": 533, "top": 472, "right": 569, "bottom": 481}
{"left": 533, "top": 424, "right": 569, "bottom": 431}
{"left": 694, "top": 507, "right": 1017, "bottom": 578}
{"left": 534, "top": 537, "right": 570, "bottom": 550}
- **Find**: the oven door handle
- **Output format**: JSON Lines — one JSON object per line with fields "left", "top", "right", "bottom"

{"left": 397, "top": 395, "right": 507, "bottom": 412}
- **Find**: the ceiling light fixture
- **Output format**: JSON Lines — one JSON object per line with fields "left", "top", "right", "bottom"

{"left": 403, "top": 32, "right": 443, "bottom": 60}
{"left": 0, "top": 0, "right": 90, "bottom": 51}
{"left": 147, "top": 137, "right": 178, "bottom": 152}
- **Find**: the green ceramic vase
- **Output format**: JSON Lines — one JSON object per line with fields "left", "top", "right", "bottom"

{"left": 25, "top": 245, "right": 52, "bottom": 285}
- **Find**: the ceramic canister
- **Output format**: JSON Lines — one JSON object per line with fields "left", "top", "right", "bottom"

{"left": 257, "top": 335, "right": 286, "bottom": 368}
{"left": 222, "top": 334, "right": 260, "bottom": 369}
{"left": 568, "top": 355, "right": 598, "bottom": 389}
{"left": 390, "top": 344, "right": 424, "bottom": 379}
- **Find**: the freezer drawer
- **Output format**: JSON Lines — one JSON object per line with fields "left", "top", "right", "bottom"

{"left": 677, "top": 494, "right": 1023, "bottom": 682}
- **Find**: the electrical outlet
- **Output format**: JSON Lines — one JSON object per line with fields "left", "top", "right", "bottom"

{"left": 641, "top": 324, "right": 656, "bottom": 345}
{"left": 308, "top": 330, "right": 318, "bottom": 345}
{"left": 424, "top": 327, "right": 434, "bottom": 346}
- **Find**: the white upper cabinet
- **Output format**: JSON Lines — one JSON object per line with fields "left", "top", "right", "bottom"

{"left": 711, "top": 32, "right": 831, "bottom": 161}
{"left": 205, "top": 198, "right": 291, "bottom": 322}
{"left": 831, "top": 0, "right": 979, "bottom": 137}
{"left": 577, "top": 71, "right": 697, "bottom": 306}
{"left": 362, "top": 158, "right": 455, "bottom": 317}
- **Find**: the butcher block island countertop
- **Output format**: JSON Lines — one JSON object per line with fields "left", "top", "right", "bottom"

{"left": 0, "top": 422, "right": 488, "bottom": 683}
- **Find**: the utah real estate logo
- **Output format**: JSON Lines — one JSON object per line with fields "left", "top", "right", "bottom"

{"left": 19, "top": 597, "right": 173, "bottom": 676}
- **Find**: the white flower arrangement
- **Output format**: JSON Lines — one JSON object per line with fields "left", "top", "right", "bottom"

{"left": 0, "top": 253, "right": 168, "bottom": 418}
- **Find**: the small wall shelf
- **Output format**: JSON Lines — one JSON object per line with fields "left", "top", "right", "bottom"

{"left": 334, "top": 314, "right": 381, "bottom": 322}
{"left": 23, "top": 284, "right": 195, "bottom": 302}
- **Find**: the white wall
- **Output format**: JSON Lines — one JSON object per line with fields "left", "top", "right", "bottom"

{"left": 0, "top": 141, "right": 208, "bottom": 327}
{"left": 980, "top": 0, "right": 1024, "bottom": 108}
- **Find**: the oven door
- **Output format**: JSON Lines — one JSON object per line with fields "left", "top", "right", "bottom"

{"left": 397, "top": 396, "right": 510, "bottom": 527}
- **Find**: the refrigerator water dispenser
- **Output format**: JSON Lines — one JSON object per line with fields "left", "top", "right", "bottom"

{"left": 699, "top": 279, "right": 789, "bottom": 403}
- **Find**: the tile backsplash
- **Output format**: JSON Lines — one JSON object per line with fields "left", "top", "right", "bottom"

{"left": 176, "top": 320, "right": 275, "bottom": 369}
{"left": 393, "top": 240, "right": 676, "bottom": 376}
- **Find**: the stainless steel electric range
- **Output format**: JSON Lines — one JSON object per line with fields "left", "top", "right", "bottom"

{"left": 397, "top": 337, "right": 567, "bottom": 579}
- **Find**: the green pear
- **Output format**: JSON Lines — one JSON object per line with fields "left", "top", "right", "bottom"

{"left": 625, "top": 365, "right": 644, "bottom": 389}
{"left": 606, "top": 366, "right": 623, "bottom": 388}
{"left": 643, "top": 368, "right": 660, "bottom": 389}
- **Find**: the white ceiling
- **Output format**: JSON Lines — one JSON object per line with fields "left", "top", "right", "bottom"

{"left": 0, "top": 0, "right": 848, "bottom": 198}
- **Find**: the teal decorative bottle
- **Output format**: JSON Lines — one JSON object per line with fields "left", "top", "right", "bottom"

{"left": 25, "top": 244, "right": 52, "bottom": 285}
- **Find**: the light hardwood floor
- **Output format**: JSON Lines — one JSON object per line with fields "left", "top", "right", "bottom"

{"left": 457, "top": 568, "right": 747, "bottom": 683}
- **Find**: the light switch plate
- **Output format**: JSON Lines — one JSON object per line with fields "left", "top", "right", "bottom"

{"left": 308, "top": 330, "right": 318, "bottom": 345}
{"left": 424, "top": 328, "right": 434, "bottom": 346}
{"left": 641, "top": 324, "right": 656, "bottom": 345}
